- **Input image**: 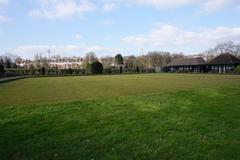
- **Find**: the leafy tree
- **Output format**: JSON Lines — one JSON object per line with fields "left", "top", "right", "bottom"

{"left": 115, "top": 54, "right": 124, "bottom": 65}
{"left": 90, "top": 61, "right": 103, "bottom": 74}
{"left": 115, "top": 54, "right": 124, "bottom": 74}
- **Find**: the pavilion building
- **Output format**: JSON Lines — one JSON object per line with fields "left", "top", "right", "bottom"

{"left": 165, "top": 57, "right": 207, "bottom": 73}
{"left": 207, "top": 53, "right": 240, "bottom": 73}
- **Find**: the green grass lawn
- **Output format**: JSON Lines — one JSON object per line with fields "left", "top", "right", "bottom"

{"left": 0, "top": 74, "right": 240, "bottom": 159}
{"left": 0, "top": 73, "right": 240, "bottom": 106}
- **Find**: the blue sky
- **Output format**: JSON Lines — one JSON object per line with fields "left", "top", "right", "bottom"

{"left": 0, "top": 0, "right": 240, "bottom": 59}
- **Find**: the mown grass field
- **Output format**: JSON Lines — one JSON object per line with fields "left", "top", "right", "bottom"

{"left": 0, "top": 74, "right": 240, "bottom": 160}
{"left": 0, "top": 74, "right": 240, "bottom": 106}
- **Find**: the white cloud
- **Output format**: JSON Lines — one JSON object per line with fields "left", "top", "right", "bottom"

{"left": 9, "top": 44, "right": 121, "bottom": 59}
{"left": 203, "top": 0, "right": 234, "bottom": 12}
{"left": 0, "top": 0, "right": 10, "bottom": 22}
{"left": 0, "top": 15, "right": 10, "bottom": 22}
{"left": 0, "top": 0, "right": 8, "bottom": 11}
{"left": 102, "top": 2, "right": 117, "bottom": 12}
{"left": 0, "top": 0, "right": 8, "bottom": 4}
{"left": 27, "top": 0, "right": 240, "bottom": 20}
{"left": 123, "top": 24, "right": 240, "bottom": 51}
{"left": 128, "top": 0, "right": 198, "bottom": 8}
{"left": 74, "top": 34, "right": 82, "bottom": 39}
{"left": 29, "top": 0, "right": 96, "bottom": 19}
{"left": 104, "top": 35, "right": 113, "bottom": 39}
{"left": 103, "top": 0, "right": 240, "bottom": 12}
{"left": 100, "top": 19, "right": 114, "bottom": 25}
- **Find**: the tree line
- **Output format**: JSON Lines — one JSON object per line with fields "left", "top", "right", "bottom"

{"left": 1, "top": 41, "right": 240, "bottom": 77}
{"left": 0, "top": 51, "right": 183, "bottom": 77}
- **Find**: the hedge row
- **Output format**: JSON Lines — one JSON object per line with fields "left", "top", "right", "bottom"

{"left": 2, "top": 68, "right": 155, "bottom": 77}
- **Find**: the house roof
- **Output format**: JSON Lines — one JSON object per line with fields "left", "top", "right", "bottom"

{"left": 208, "top": 53, "right": 240, "bottom": 65}
{"left": 166, "top": 57, "right": 207, "bottom": 67}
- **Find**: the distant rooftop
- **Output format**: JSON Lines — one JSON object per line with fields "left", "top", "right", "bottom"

{"left": 166, "top": 57, "right": 207, "bottom": 67}
{"left": 208, "top": 53, "right": 240, "bottom": 65}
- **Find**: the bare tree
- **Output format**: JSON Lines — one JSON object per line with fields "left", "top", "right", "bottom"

{"left": 34, "top": 53, "right": 43, "bottom": 69}
{"left": 1, "top": 53, "right": 19, "bottom": 68}
{"left": 100, "top": 56, "right": 115, "bottom": 67}
{"left": 205, "top": 41, "right": 240, "bottom": 57}
{"left": 136, "top": 55, "right": 151, "bottom": 69}
{"left": 84, "top": 52, "right": 98, "bottom": 64}
{"left": 146, "top": 51, "right": 173, "bottom": 68}
{"left": 124, "top": 55, "right": 138, "bottom": 70}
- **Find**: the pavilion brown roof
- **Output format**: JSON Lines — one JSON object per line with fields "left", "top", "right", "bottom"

{"left": 166, "top": 57, "right": 207, "bottom": 67}
{"left": 208, "top": 53, "right": 240, "bottom": 65}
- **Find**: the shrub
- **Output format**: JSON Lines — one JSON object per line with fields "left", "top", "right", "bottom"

{"left": 103, "top": 67, "right": 112, "bottom": 74}
{"left": 69, "top": 68, "right": 73, "bottom": 75}
{"left": 119, "top": 66, "right": 123, "bottom": 74}
{"left": 74, "top": 69, "right": 79, "bottom": 75}
{"left": 136, "top": 66, "right": 140, "bottom": 73}
{"left": 0, "top": 63, "right": 4, "bottom": 75}
{"left": 5, "top": 71, "right": 18, "bottom": 77}
{"left": 111, "top": 67, "right": 119, "bottom": 74}
{"left": 81, "top": 69, "right": 86, "bottom": 74}
{"left": 41, "top": 67, "right": 46, "bottom": 75}
{"left": 235, "top": 65, "right": 240, "bottom": 74}
{"left": 90, "top": 61, "right": 103, "bottom": 74}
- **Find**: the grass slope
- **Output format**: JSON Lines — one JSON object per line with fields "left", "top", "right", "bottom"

{"left": 0, "top": 86, "right": 240, "bottom": 160}
{"left": 0, "top": 74, "right": 240, "bottom": 106}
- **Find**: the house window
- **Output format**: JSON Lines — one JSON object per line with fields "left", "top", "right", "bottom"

{"left": 226, "top": 65, "right": 234, "bottom": 72}
{"left": 212, "top": 65, "right": 218, "bottom": 71}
